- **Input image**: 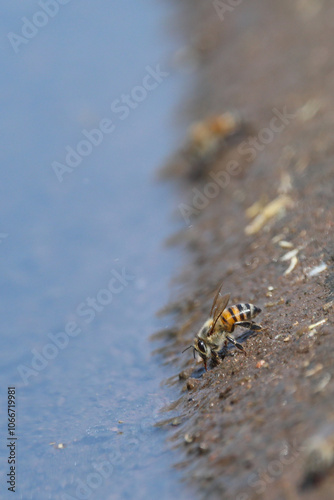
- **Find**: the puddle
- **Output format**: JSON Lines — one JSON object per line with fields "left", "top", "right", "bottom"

{"left": 0, "top": 2, "right": 194, "bottom": 499}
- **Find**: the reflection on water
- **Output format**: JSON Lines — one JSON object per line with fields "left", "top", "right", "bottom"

{"left": 0, "top": 2, "right": 193, "bottom": 499}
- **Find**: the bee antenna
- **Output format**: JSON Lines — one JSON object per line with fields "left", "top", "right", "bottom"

{"left": 182, "top": 345, "right": 193, "bottom": 354}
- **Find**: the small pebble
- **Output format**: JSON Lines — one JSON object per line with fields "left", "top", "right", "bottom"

{"left": 179, "top": 370, "right": 189, "bottom": 380}
{"left": 281, "top": 248, "right": 299, "bottom": 262}
{"left": 284, "top": 255, "right": 298, "bottom": 275}
{"left": 198, "top": 442, "right": 209, "bottom": 453}
{"left": 256, "top": 360, "right": 269, "bottom": 369}
{"left": 50, "top": 443, "right": 66, "bottom": 449}
{"left": 308, "top": 319, "right": 327, "bottom": 330}
{"left": 323, "top": 300, "right": 334, "bottom": 311}
{"left": 314, "top": 373, "right": 331, "bottom": 393}
{"left": 278, "top": 240, "right": 294, "bottom": 248}
{"left": 307, "top": 262, "right": 327, "bottom": 277}
{"left": 187, "top": 380, "right": 196, "bottom": 391}
{"left": 219, "top": 387, "right": 232, "bottom": 399}
{"left": 305, "top": 364, "right": 323, "bottom": 377}
{"left": 302, "top": 423, "right": 334, "bottom": 487}
{"left": 184, "top": 433, "right": 193, "bottom": 444}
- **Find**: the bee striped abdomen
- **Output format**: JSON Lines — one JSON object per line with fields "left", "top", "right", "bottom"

{"left": 221, "top": 303, "right": 261, "bottom": 331}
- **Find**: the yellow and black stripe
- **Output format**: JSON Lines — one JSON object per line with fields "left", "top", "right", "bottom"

{"left": 220, "top": 303, "right": 261, "bottom": 332}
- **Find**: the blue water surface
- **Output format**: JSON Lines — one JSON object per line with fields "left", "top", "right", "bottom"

{"left": 0, "top": 2, "right": 194, "bottom": 499}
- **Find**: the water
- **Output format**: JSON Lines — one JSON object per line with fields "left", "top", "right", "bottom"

{"left": 0, "top": 2, "right": 192, "bottom": 499}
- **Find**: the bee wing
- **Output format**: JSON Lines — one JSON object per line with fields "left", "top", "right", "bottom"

{"left": 207, "top": 288, "right": 230, "bottom": 337}
{"left": 210, "top": 282, "right": 228, "bottom": 317}
{"left": 210, "top": 282, "right": 230, "bottom": 318}
{"left": 212, "top": 293, "right": 230, "bottom": 321}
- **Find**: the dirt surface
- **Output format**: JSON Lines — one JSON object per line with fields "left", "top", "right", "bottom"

{"left": 154, "top": 1, "right": 334, "bottom": 499}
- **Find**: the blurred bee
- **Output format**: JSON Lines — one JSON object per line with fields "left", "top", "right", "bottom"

{"left": 183, "top": 283, "right": 262, "bottom": 370}
{"left": 158, "top": 112, "right": 244, "bottom": 180}
{"left": 186, "top": 113, "right": 239, "bottom": 179}
{"left": 189, "top": 113, "right": 238, "bottom": 156}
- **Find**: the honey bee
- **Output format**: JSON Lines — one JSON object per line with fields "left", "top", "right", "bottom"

{"left": 186, "top": 113, "right": 240, "bottom": 179}
{"left": 183, "top": 283, "right": 262, "bottom": 370}
{"left": 158, "top": 112, "right": 243, "bottom": 180}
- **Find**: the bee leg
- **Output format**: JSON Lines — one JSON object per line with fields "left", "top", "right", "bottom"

{"left": 210, "top": 350, "right": 222, "bottom": 367}
{"left": 226, "top": 334, "right": 247, "bottom": 356}
{"left": 218, "top": 340, "right": 229, "bottom": 359}
{"left": 235, "top": 321, "right": 262, "bottom": 331}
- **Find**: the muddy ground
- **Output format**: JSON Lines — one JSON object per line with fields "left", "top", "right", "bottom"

{"left": 154, "top": 1, "right": 334, "bottom": 499}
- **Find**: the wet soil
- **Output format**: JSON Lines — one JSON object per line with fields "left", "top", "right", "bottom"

{"left": 155, "top": 1, "right": 334, "bottom": 499}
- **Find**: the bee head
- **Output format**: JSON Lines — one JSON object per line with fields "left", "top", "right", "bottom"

{"left": 193, "top": 337, "right": 209, "bottom": 358}
{"left": 182, "top": 337, "right": 208, "bottom": 357}
{"left": 182, "top": 337, "right": 210, "bottom": 371}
